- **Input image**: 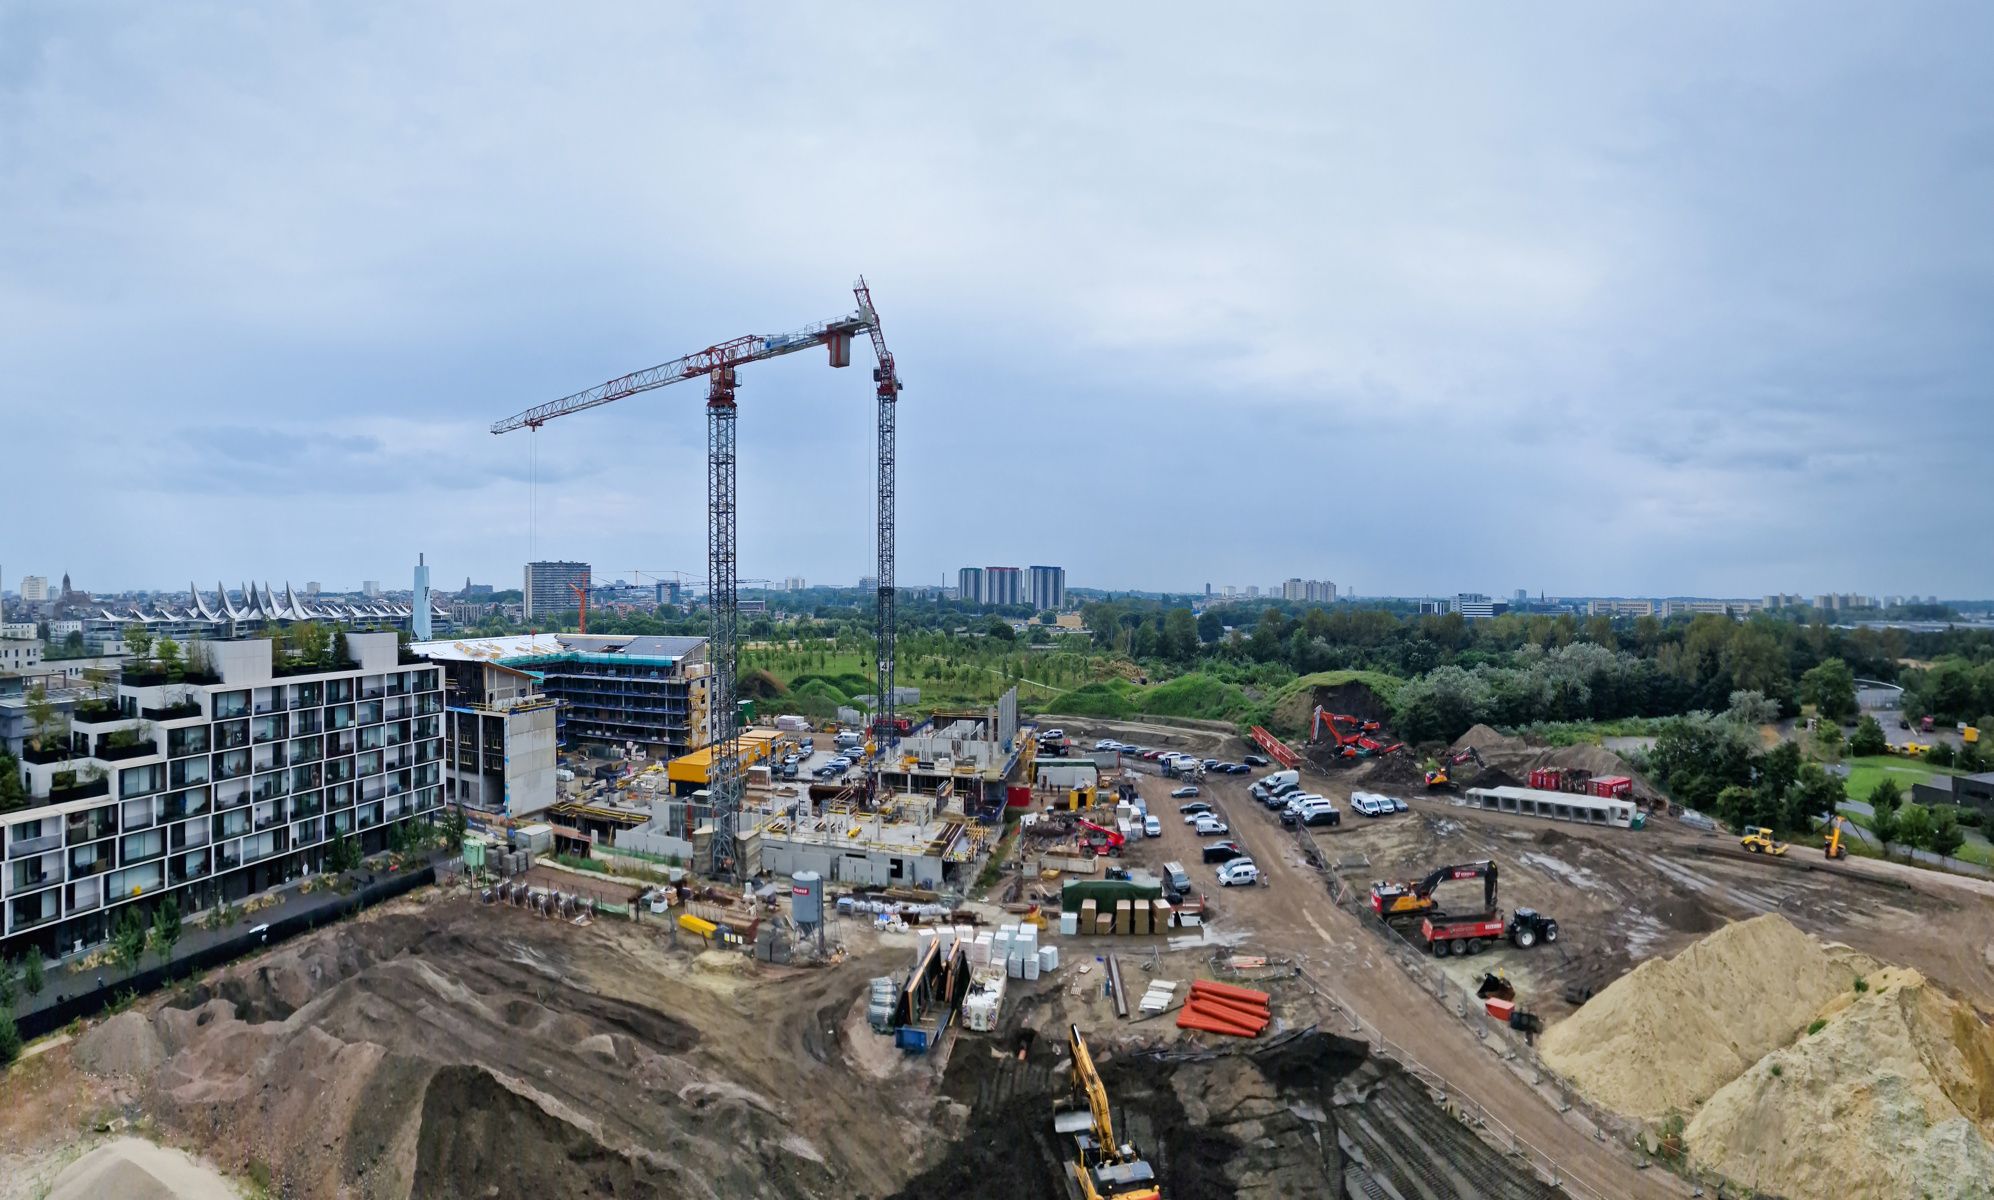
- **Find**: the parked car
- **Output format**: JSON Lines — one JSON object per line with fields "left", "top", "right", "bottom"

{"left": 1350, "top": 793, "right": 1387, "bottom": 817}
{"left": 1141, "top": 750, "right": 1164, "bottom": 761}
{"left": 1243, "top": 754, "right": 1270, "bottom": 767}
{"left": 1192, "top": 815, "right": 1230, "bottom": 836}
{"left": 1388, "top": 795, "right": 1408, "bottom": 812}
{"left": 1216, "top": 859, "right": 1260, "bottom": 887}
{"left": 1093, "top": 738, "right": 1117, "bottom": 751}
{"left": 1302, "top": 807, "right": 1342, "bottom": 828}
{"left": 1228, "top": 763, "right": 1252, "bottom": 774}
{"left": 1171, "top": 785, "right": 1201, "bottom": 799}
{"left": 1143, "top": 815, "right": 1162, "bottom": 838}
{"left": 1202, "top": 840, "right": 1250, "bottom": 863}
{"left": 1038, "top": 728, "right": 1065, "bottom": 741}
{"left": 1201, "top": 758, "right": 1221, "bottom": 770}
{"left": 1178, "top": 801, "right": 1214, "bottom": 818}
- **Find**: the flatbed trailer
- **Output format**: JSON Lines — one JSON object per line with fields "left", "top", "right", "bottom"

{"left": 1419, "top": 906, "right": 1559, "bottom": 956}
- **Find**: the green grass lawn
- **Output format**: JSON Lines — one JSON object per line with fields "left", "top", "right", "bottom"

{"left": 1838, "top": 755, "right": 1968, "bottom": 806}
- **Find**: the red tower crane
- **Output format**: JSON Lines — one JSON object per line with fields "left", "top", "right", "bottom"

{"left": 491, "top": 281, "right": 903, "bottom": 880}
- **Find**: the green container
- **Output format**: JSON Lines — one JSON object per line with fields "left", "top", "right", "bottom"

{"left": 1059, "top": 877, "right": 1162, "bottom": 914}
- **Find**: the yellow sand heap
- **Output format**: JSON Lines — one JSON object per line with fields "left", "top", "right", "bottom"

{"left": 1686, "top": 967, "right": 1994, "bottom": 1200}
{"left": 1539, "top": 913, "right": 1876, "bottom": 1119}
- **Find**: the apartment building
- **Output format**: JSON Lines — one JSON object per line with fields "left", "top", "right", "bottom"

{"left": 523, "top": 561, "right": 591, "bottom": 622}
{"left": 420, "top": 655, "right": 559, "bottom": 820}
{"left": 1027, "top": 565, "right": 1066, "bottom": 612}
{"left": 2, "top": 632, "right": 444, "bottom": 961}
{"left": 412, "top": 633, "right": 709, "bottom": 762}
{"left": 1586, "top": 599, "right": 1656, "bottom": 618}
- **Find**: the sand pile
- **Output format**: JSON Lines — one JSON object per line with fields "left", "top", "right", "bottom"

{"left": 74, "top": 1010, "right": 167, "bottom": 1078}
{"left": 1450, "top": 724, "right": 1529, "bottom": 758}
{"left": 1539, "top": 914, "right": 1876, "bottom": 1118}
{"left": 1685, "top": 967, "right": 1994, "bottom": 1200}
{"left": 47, "top": 1137, "right": 237, "bottom": 1200}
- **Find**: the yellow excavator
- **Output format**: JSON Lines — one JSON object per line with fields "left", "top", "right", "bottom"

{"left": 1823, "top": 816, "right": 1850, "bottom": 860}
{"left": 1740, "top": 827, "right": 1790, "bottom": 856}
{"left": 1052, "top": 1024, "right": 1161, "bottom": 1200}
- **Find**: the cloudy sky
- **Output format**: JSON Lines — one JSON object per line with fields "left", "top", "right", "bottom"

{"left": 3, "top": 3, "right": 1989, "bottom": 600}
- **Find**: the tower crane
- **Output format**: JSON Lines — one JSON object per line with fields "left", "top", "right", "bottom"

{"left": 491, "top": 281, "right": 903, "bottom": 880}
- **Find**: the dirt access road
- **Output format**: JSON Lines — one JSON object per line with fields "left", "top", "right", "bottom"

{"left": 1132, "top": 766, "right": 1693, "bottom": 1200}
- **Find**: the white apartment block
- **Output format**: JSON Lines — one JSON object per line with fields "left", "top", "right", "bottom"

{"left": 1659, "top": 598, "right": 1762, "bottom": 618}
{"left": 19, "top": 576, "right": 50, "bottom": 603}
{"left": 1, "top": 638, "right": 43, "bottom": 673}
{"left": 1586, "top": 599, "right": 1656, "bottom": 617}
{"left": 2, "top": 632, "right": 444, "bottom": 961}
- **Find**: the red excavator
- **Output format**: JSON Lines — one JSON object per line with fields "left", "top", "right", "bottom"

{"left": 1075, "top": 818, "right": 1125, "bottom": 858}
{"left": 1425, "top": 746, "right": 1484, "bottom": 789}
{"left": 1369, "top": 859, "right": 1498, "bottom": 922}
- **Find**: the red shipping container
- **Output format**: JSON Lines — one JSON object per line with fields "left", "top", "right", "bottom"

{"left": 1485, "top": 997, "right": 1516, "bottom": 1022}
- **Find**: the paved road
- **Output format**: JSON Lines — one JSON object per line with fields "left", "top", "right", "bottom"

{"left": 1132, "top": 769, "right": 1689, "bottom": 1200}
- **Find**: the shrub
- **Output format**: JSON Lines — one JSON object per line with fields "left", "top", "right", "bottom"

{"left": 1769, "top": 1064, "right": 1784, "bottom": 1078}
{"left": 1854, "top": 976, "right": 1869, "bottom": 993}
{"left": 1808, "top": 1018, "right": 1827, "bottom": 1035}
{"left": 0, "top": 1007, "right": 19, "bottom": 1067}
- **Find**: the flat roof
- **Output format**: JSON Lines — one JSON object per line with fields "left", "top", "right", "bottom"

{"left": 411, "top": 633, "right": 705, "bottom": 665}
{"left": 1467, "top": 785, "right": 1631, "bottom": 808}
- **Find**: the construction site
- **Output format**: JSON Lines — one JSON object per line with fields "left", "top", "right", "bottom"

{"left": 5, "top": 288, "right": 1991, "bottom": 1200}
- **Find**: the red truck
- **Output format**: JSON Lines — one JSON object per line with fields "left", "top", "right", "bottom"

{"left": 1419, "top": 907, "right": 1560, "bottom": 957}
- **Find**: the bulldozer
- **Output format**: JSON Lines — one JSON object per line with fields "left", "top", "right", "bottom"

{"left": 1053, "top": 1024, "right": 1161, "bottom": 1200}
{"left": 1740, "top": 827, "right": 1789, "bottom": 856}
{"left": 1823, "top": 816, "right": 1850, "bottom": 860}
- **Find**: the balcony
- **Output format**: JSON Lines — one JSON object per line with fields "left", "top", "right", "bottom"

{"left": 170, "top": 820, "right": 211, "bottom": 851}
{"left": 251, "top": 776, "right": 290, "bottom": 804}
{"left": 251, "top": 715, "right": 289, "bottom": 744}
{"left": 213, "top": 811, "right": 251, "bottom": 841}
{"left": 5, "top": 859, "right": 63, "bottom": 897}
{"left": 67, "top": 877, "right": 104, "bottom": 911}
{"left": 168, "top": 728, "right": 211, "bottom": 759}
{"left": 252, "top": 745, "right": 283, "bottom": 773}
{"left": 214, "top": 721, "right": 250, "bottom": 751}
{"left": 7, "top": 901, "right": 61, "bottom": 932}
{"left": 66, "top": 805, "right": 117, "bottom": 841}
{"left": 68, "top": 852, "right": 112, "bottom": 881}
{"left": 143, "top": 700, "right": 205, "bottom": 722}
{"left": 8, "top": 832, "right": 63, "bottom": 859}
{"left": 97, "top": 739, "right": 158, "bottom": 763}
{"left": 169, "top": 850, "right": 210, "bottom": 886}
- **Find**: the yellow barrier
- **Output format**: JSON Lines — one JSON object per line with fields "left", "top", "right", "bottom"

{"left": 677, "top": 914, "right": 718, "bottom": 938}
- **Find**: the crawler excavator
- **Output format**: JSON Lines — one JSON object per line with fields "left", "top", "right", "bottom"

{"left": 1053, "top": 1024, "right": 1161, "bottom": 1200}
{"left": 1369, "top": 859, "right": 1499, "bottom": 922}
{"left": 1425, "top": 746, "right": 1484, "bottom": 789}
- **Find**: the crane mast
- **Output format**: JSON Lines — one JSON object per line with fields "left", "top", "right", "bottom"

{"left": 853, "top": 279, "right": 902, "bottom": 748}
{"left": 491, "top": 281, "right": 901, "bottom": 881}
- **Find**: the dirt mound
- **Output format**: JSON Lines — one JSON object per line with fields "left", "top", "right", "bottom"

{"left": 1538, "top": 743, "right": 1637, "bottom": 779}
{"left": 1539, "top": 914, "right": 1876, "bottom": 1119}
{"left": 74, "top": 1011, "right": 166, "bottom": 1078}
{"left": 1362, "top": 753, "right": 1427, "bottom": 786}
{"left": 1451, "top": 724, "right": 1529, "bottom": 758}
{"left": 1272, "top": 678, "right": 1393, "bottom": 733}
{"left": 1685, "top": 968, "right": 1994, "bottom": 1199}
{"left": 409, "top": 1064, "right": 691, "bottom": 1200}
{"left": 120, "top": 896, "right": 930, "bottom": 1199}
{"left": 46, "top": 1137, "right": 238, "bottom": 1200}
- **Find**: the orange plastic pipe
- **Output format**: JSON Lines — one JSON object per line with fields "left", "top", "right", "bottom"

{"left": 1190, "top": 979, "right": 1273, "bottom": 1006}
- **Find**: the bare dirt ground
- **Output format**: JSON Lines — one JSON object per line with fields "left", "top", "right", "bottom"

{"left": 1069, "top": 715, "right": 1994, "bottom": 1199}
{"left": 12, "top": 888, "right": 952, "bottom": 1200}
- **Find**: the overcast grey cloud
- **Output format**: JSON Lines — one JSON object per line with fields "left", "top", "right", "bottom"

{"left": 2, "top": 2, "right": 1988, "bottom": 597}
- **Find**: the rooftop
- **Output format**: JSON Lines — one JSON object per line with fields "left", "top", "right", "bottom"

{"left": 410, "top": 633, "right": 706, "bottom": 665}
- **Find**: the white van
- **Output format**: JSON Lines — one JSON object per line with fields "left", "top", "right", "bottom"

{"left": 1252, "top": 769, "right": 1300, "bottom": 796}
